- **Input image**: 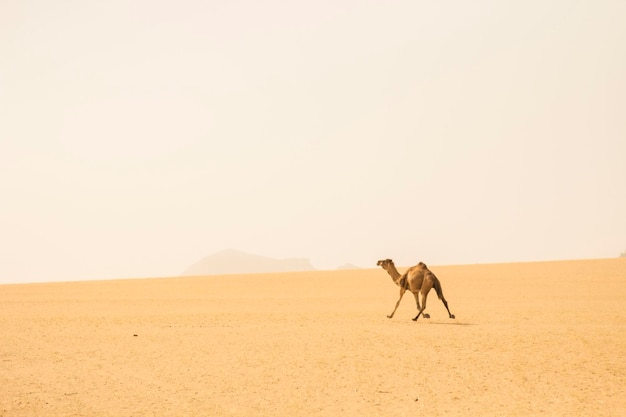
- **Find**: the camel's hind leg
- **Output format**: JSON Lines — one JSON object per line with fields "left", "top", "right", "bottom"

{"left": 388, "top": 287, "right": 406, "bottom": 318}
{"left": 440, "top": 296, "right": 455, "bottom": 319}
{"left": 433, "top": 277, "right": 455, "bottom": 319}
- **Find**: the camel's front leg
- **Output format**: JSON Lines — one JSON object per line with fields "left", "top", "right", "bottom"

{"left": 388, "top": 288, "right": 406, "bottom": 318}
{"left": 412, "top": 290, "right": 431, "bottom": 321}
{"left": 411, "top": 292, "right": 429, "bottom": 319}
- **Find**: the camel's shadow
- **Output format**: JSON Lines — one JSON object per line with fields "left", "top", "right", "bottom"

{"left": 389, "top": 319, "right": 474, "bottom": 326}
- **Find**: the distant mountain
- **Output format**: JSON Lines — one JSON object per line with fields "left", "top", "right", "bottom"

{"left": 182, "top": 249, "right": 316, "bottom": 276}
{"left": 337, "top": 263, "right": 361, "bottom": 270}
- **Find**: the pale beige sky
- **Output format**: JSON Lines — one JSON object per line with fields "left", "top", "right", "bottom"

{"left": 1, "top": 0, "right": 625, "bottom": 283}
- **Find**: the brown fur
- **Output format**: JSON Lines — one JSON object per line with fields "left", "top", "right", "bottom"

{"left": 376, "top": 259, "right": 455, "bottom": 321}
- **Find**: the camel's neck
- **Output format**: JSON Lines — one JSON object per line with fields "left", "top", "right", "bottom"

{"left": 385, "top": 265, "right": 403, "bottom": 284}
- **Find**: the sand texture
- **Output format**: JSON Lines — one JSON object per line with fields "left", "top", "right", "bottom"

{"left": 1, "top": 258, "right": 625, "bottom": 416}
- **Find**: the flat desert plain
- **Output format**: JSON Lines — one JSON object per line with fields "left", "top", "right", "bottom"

{"left": 1, "top": 258, "right": 625, "bottom": 417}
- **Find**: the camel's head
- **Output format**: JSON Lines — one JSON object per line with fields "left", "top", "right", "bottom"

{"left": 376, "top": 259, "right": 394, "bottom": 270}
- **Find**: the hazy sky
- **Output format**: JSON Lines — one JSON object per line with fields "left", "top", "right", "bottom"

{"left": 1, "top": 0, "right": 625, "bottom": 283}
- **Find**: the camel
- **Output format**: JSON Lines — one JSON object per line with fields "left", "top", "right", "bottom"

{"left": 377, "top": 259, "right": 455, "bottom": 321}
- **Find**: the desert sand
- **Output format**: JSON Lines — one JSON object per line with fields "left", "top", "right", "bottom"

{"left": 1, "top": 258, "right": 625, "bottom": 416}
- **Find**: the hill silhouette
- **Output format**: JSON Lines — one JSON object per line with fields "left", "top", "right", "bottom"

{"left": 337, "top": 263, "right": 361, "bottom": 270}
{"left": 182, "top": 249, "right": 316, "bottom": 276}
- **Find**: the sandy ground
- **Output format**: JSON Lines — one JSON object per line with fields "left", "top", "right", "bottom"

{"left": 1, "top": 258, "right": 625, "bottom": 416}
